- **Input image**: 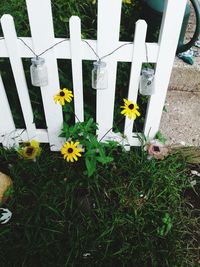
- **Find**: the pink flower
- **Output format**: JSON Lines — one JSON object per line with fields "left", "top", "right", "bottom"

{"left": 146, "top": 140, "right": 169, "bottom": 160}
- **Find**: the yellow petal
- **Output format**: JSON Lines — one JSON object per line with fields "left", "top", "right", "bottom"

{"left": 135, "top": 110, "right": 141, "bottom": 117}
{"left": 61, "top": 98, "right": 65, "bottom": 106}
{"left": 73, "top": 154, "right": 78, "bottom": 161}
{"left": 74, "top": 141, "right": 80, "bottom": 147}
{"left": 69, "top": 155, "right": 74, "bottom": 162}
{"left": 61, "top": 147, "right": 66, "bottom": 154}
{"left": 134, "top": 103, "right": 139, "bottom": 109}
{"left": 30, "top": 140, "right": 40, "bottom": 148}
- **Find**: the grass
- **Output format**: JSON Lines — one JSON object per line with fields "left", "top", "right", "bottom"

{"left": 0, "top": 145, "right": 199, "bottom": 267}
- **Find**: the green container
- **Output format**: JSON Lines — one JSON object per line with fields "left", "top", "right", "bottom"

{"left": 143, "top": 0, "right": 200, "bottom": 53}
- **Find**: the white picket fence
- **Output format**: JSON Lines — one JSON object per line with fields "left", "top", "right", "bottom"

{"left": 0, "top": 0, "right": 187, "bottom": 151}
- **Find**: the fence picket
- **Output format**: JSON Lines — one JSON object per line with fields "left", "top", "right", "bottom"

{"left": 144, "top": 0, "right": 187, "bottom": 139}
{"left": 1, "top": 14, "right": 36, "bottom": 140}
{"left": 69, "top": 16, "right": 84, "bottom": 123}
{"left": 0, "top": 75, "right": 17, "bottom": 147}
{"left": 0, "top": 0, "right": 187, "bottom": 150}
{"left": 26, "top": 0, "right": 64, "bottom": 151}
{"left": 96, "top": 0, "right": 122, "bottom": 140}
{"left": 124, "top": 20, "right": 147, "bottom": 145}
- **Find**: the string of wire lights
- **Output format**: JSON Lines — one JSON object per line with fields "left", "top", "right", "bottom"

{"left": 0, "top": 36, "right": 154, "bottom": 94}
{"left": 0, "top": 36, "right": 134, "bottom": 60}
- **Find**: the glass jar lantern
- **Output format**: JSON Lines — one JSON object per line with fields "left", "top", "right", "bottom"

{"left": 139, "top": 68, "right": 155, "bottom": 95}
{"left": 30, "top": 57, "right": 48, "bottom": 87}
{"left": 92, "top": 61, "right": 108, "bottom": 90}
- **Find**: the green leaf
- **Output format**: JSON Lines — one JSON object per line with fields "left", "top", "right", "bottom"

{"left": 85, "top": 158, "right": 96, "bottom": 177}
{"left": 59, "top": 132, "right": 66, "bottom": 138}
{"left": 84, "top": 148, "right": 97, "bottom": 157}
{"left": 62, "top": 122, "right": 68, "bottom": 132}
{"left": 64, "top": 113, "right": 71, "bottom": 122}
{"left": 156, "top": 131, "right": 167, "bottom": 144}
{"left": 85, "top": 118, "right": 94, "bottom": 129}
{"left": 98, "top": 146, "right": 106, "bottom": 158}
{"left": 97, "top": 156, "right": 113, "bottom": 164}
{"left": 89, "top": 135, "right": 99, "bottom": 147}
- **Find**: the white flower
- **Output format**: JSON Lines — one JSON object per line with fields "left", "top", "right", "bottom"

{"left": 145, "top": 139, "right": 169, "bottom": 160}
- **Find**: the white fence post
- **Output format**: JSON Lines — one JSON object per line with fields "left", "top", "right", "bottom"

{"left": 1, "top": 14, "right": 36, "bottom": 141}
{"left": 144, "top": 0, "right": 187, "bottom": 139}
{"left": 26, "top": 0, "right": 64, "bottom": 151}
{"left": 96, "top": 0, "right": 122, "bottom": 140}
{"left": 69, "top": 16, "right": 84, "bottom": 123}
{"left": 124, "top": 20, "right": 147, "bottom": 144}
{"left": 0, "top": 75, "right": 17, "bottom": 147}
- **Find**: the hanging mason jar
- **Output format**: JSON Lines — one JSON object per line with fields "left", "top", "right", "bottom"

{"left": 139, "top": 68, "right": 155, "bottom": 96}
{"left": 30, "top": 57, "right": 48, "bottom": 87}
{"left": 92, "top": 61, "right": 108, "bottom": 90}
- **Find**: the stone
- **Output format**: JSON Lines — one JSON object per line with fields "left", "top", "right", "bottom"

{"left": 0, "top": 172, "right": 13, "bottom": 204}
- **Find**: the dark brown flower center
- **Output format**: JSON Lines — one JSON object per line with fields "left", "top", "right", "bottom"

{"left": 60, "top": 91, "right": 65, "bottom": 97}
{"left": 153, "top": 146, "right": 160, "bottom": 152}
{"left": 26, "top": 147, "right": 34, "bottom": 155}
{"left": 68, "top": 148, "right": 73, "bottom": 154}
{"left": 128, "top": 104, "right": 134, "bottom": 110}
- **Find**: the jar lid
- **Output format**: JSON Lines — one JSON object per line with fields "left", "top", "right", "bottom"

{"left": 31, "top": 57, "right": 45, "bottom": 65}
{"left": 142, "top": 68, "right": 154, "bottom": 75}
{"left": 93, "top": 61, "right": 107, "bottom": 68}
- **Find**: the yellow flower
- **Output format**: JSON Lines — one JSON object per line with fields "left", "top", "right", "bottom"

{"left": 18, "top": 140, "right": 41, "bottom": 160}
{"left": 61, "top": 141, "right": 83, "bottom": 163}
{"left": 120, "top": 99, "right": 140, "bottom": 120}
{"left": 123, "top": 0, "right": 132, "bottom": 4}
{"left": 54, "top": 88, "right": 73, "bottom": 106}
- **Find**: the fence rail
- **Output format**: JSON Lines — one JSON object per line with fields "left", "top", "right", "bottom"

{"left": 0, "top": 0, "right": 187, "bottom": 151}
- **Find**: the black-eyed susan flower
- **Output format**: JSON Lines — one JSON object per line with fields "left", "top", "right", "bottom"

{"left": 61, "top": 141, "right": 83, "bottom": 163}
{"left": 120, "top": 99, "right": 140, "bottom": 120}
{"left": 18, "top": 140, "right": 41, "bottom": 160}
{"left": 54, "top": 88, "right": 73, "bottom": 106}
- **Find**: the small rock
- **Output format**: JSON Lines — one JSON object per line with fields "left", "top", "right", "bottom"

{"left": 0, "top": 172, "right": 13, "bottom": 203}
